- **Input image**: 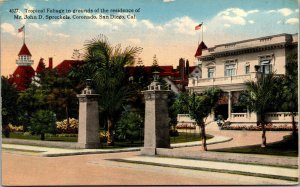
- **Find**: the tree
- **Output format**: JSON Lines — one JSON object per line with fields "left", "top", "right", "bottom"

{"left": 116, "top": 112, "right": 143, "bottom": 143}
{"left": 1, "top": 76, "right": 19, "bottom": 137}
{"left": 29, "top": 110, "right": 56, "bottom": 140}
{"left": 188, "top": 87, "right": 222, "bottom": 151}
{"left": 84, "top": 34, "right": 142, "bottom": 145}
{"left": 245, "top": 73, "right": 278, "bottom": 147}
{"left": 282, "top": 53, "right": 298, "bottom": 137}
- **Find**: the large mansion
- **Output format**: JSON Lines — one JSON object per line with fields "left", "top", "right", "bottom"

{"left": 186, "top": 33, "right": 298, "bottom": 126}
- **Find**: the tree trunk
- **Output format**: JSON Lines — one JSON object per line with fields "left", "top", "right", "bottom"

{"left": 291, "top": 112, "right": 297, "bottom": 138}
{"left": 261, "top": 115, "right": 266, "bottom": 148}
{"left": 66, "top": 106, "right": 69, "bottom": 126}
{"left": 107, "top": 117, "right": 114, "bottom": 146}
{"left": 200, "top": 123, "right": 207, "bottom": 151}
{"left": 41, "top": 133, "right": 45, "bottom": 141}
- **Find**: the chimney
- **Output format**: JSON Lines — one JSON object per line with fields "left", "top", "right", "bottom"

{"left": 49, "top": 57, "right": 53, "bottom": 69}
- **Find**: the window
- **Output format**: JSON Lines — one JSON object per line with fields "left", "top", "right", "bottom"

{"left": 208, "top": 68, "right": 214, "bottom": 78}
{"left": 260, "top": 60, "right": 272, "bottom": 74}
{"left": 225, "top": 64, "right": 236, "bottom": 76}
{"left": 245, "top": 65, "right": 250, "bottom": 74}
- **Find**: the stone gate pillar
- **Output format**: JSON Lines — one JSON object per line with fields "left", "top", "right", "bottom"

{"left": 141, "top": 72, "right": 171, "bottom": 155}
{"left": 77, "top": 79, "right": 100, "bottom": 149}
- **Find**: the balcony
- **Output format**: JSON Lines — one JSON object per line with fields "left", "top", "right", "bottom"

{"left": 188, "top": 72, "right": 259, "bottom": 88}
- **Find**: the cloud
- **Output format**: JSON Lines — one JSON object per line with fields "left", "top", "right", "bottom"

{"left": 267, "top": 8, "right": 293, "bottom": 16}
{"left": 296, "top": 9, "right": 299, "bottom": 13}
{"left": 224, "top": 23, "right": 231, "bottom": 28}
{"left": 126, "top": 38, "right": 141, "bottom": 45}
{"left": 1, "top": 23, "right": 15, "bottom": 35}
{"left": 47, "top": 32, "right": 70, "bottom": 38}
{"left": 24, "top": 3, "right": 34, "bottom": 10}
{"left": 164, "top": 16, "right": 201, "bottom": 35}
{"left": 248, "top": 20, "right": 255, "bottom": 24}
{"left": 216, "top": 8, "right": 259, "bottom": 25}
{"left": 278, "top": 8, "right": 293, "bottom": 16}
{"left": 51, "top": 20, "right": 65, "bottom": 25}
{"left": 163, "top": 0, "right": 175, "bottom": 2}
{"left": 141, "top": 20, "right": 155, "bottom": 29}
{"left": 29, "top": 23, "right": 48, "bottom": 30}
{"left": 286, "top": 18, "right": 299, "bottom": 24}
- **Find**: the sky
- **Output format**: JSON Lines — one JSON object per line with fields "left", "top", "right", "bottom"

{"left": 0, "top": 0, "right": 299, "bottom": 76}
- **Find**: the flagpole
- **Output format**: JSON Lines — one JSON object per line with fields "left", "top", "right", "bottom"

{"left": 201, "top": 22, "right": 203, "bottom": 42}
{"left": 198, "top": 31, "right": 200, "bottom": 45}
{"left": 23, "top": 25, "right": 25, "bottom": 44}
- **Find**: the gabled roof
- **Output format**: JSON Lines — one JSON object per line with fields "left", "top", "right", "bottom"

{"left": 194, "top": 41, "right": 207, "bottom": 57}
{"left": 18, "top": 43, "right": 32, "bottom": 56}
{"left": 36, "top": 58, "right": 46, "bottom": 74}
{"left": 55, "top": 60, "right": 86, "bottom": 75}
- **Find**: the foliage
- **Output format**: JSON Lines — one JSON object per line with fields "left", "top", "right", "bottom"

{"left": 176, "top": 123, "right": 196, "bottom": 129}
{"left": 28, "top": 110, "right": 56, "bottom": 140}
{"left": 83, "top": 34, "right": 142, "bottom": 145}
{"left": 188, "top": 87, "right": 222, "bottom": 151}
{"left": 244, "top": 72, "right": 280, "bottom": 147}
{"left": 172, "top": 92, "right": 190, "bottom": 114}
{"left": 1, "top": 76, "right": 20, "bottom": 126}
{"left": 189, "top": 87, "right": 222, "bottom": 125}
{"left": 115, "top": 112, "right": 143, "bottom": 143}
{"left": 221, "top": 124, "right": 297, "bottom": 131}
{"left": 281, "top": 53, "right": 298, "bottom": 137}
{"left": 8, "top": 124, "right": 24, "bottom": 132}
{"left": 56, "top": 118, "right": 79, "bottom": 133}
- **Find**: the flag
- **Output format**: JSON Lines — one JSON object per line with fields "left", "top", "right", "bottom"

{"left": 18, "top": 25, "right": 24, "bottom": 33}
{"left": 195, "top": 23, "right": 202, "bottom": 30}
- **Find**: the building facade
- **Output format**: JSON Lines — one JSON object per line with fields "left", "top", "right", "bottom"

{"left": 188, "top": 33, "right": 298, "bottom": 126}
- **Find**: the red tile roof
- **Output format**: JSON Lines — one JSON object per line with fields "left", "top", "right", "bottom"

{"left": 11, "top": 66, "right": 35, "bottom": 91}
{"left": 55, "top": 60, "right": 86, "bottom": 75}
{"left": 194, "top": 41, "right": 207, "bottom": 57}
{"left": 18, "top": 43, "right": 32, "bottom": 56}
{"left": 35, "top": 58, "right": 46, "bottom": 74}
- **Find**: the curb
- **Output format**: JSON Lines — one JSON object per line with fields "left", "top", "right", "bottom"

{"left": 110, "top": 158, "right": 299, "bottom": 182}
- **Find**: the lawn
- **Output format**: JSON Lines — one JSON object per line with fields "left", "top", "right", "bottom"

{"left": 5, "top": 132, "right": 78, "bottom": 142}
{"left": 213, "top": 135, "right": 298, "bottom": 157}
{"left": 3, "top": 132, "right": 212, "bottom": 148}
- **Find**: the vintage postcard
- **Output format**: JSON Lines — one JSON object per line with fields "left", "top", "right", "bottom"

{"left": 1, "top": 0, "right": 299, "bottom": 186}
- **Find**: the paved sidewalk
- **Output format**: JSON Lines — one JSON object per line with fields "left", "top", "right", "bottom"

{"left": 118, "top": 156, "right": 299, "bottom": 182}
{"left": 2, "top": 134, "right": 232, "bottom": 157}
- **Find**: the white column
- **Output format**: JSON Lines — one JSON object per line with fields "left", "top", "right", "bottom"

{"left": 228, "top": 91, "right": 232, "bottom": 120}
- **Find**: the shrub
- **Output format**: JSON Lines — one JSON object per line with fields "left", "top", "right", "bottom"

{"left": 56, "top": 118, "right": 79, "bottom": 133}
{"left": 176, "top": 123, "right": 196, "bottom": 129}
{"left": 99, "top": 131, "right": 107, "bottom": 143}
{"left": 8, "top": 123, "right": 24, "bottom": 132}
{"left": 221, "top": 123, "right": 298, "bottom": 131}
{"left": 116, "top": 112, "right": 143, "bottom": 143}
{"left": 169, "top": 129, "right": 179, "bottom": 137}
{"left": 28, "top": 110, "right": 56, "bottom": 140}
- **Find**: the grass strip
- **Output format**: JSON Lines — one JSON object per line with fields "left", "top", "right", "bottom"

{"left": 2, "top": 147, "right": 45, "bottom": 154}
{"left": 110, "top": 158, "right": 299, "bottom": 182}
{"left": 155, "top": 155, "right": 298, "bottom": 169}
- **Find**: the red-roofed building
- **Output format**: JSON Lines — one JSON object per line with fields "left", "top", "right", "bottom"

{"left": 55, "top": 60, "right": 86, "bottom": 76}
{"left": 194, "top": 41, "right": 207, "bottom": 57}
{"left": 35, "top": 58, "right": 46, "bottom": 74}
{"left": 10, "top": 43, "right": 35, "bottom": 91}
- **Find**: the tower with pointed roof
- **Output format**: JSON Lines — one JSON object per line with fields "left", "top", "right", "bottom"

{"left": 11, "top": 43, "right": 35, "bottom": 91}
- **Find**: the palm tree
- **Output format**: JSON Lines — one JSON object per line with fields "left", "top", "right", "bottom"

{"left": 189, "top": 87, "right": 222, "bottom": 151}
{"left": 84, "top": 35, "right": 142, "bottom": 145}
{"left": 245, "top": 73, "right": 278, "bottom": 147}
{"left": 282, "top": 53, "right": 298, "bottom": 138}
